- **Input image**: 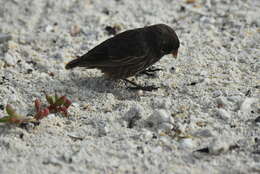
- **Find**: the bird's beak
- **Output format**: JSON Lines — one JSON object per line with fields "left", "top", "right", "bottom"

{"left": 172, "top": 50, "right": 178, "bottom": 58}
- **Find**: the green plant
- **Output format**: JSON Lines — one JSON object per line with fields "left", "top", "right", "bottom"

{"left": 0, "top": 93, "right": 72, "bottom": 125}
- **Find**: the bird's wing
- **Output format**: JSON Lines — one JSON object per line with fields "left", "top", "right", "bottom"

{"left": 81, "top": 29, "right": 150, "bottom": 67}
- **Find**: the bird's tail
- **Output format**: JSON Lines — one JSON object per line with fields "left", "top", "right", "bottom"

{"left": 65, "top": 56, "right": 81, "bottom": 69}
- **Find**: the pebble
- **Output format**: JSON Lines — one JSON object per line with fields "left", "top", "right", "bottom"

{"left": 252, "top": 62, "right": 260, "bottom": 72}
{"left": 158, "top": 123, "right": 173, "bottom": 132}
{"left": 71, "top": 102, "right": 80, "bottom": 108}
{"left": 146, "top": 109, "right": 175, "bottom": 132}
{"left": 208, "top": 137, "right": 231, "bottom": 155}
{"left": 216, "top": 108, "right": 231, "bottom": 121}
{"left": 216, "top": 96, "right": 229, "bottom": 108}
{"left": 0, "top": 34, "right": 12, "bottom": 43}
{"left": 70, "top": 24, "right": 81, "bottom": 36}
{"left": 140, "top": 129, "right": 154, "bottom": 140}
{"left": 175, "top": 122, "right": 187, "bottom": 133}
{"left": 193, "top": 129, "right": 214, "bottom": 138}
{"left": 240, "top": 98, "right": 257, "bottom": 114}
{"left": 0, "top": 60, "right": 5, "bottom": 68}
{"left": 147, "top": 109, "right": 174, "bottom": 126}
{"left": 246, "top": 11, "right": 260, "bottom": 26}
{"left": 98, "top": 125, "right": 109, "bottom": 136}
{"left": 227, "top": 96, "right": 242, "bottom": 104}
{"left": 62, "top": 153, "right": 73, "bottom": 163}
{"left": 251, "top": 164, "right": 260, "bottom": 173}
{"left": 124, "top": 104, "right": 144, "bottom": 120}
{"left": 179, "top": 138, "right": 194, "bottom": 149}
{"left": 151, "top": 146, "right": 163, "bottom": 153}
{"left": 45, "top": 25, "right": 54, "bottom": 32}
{"left": 46, "top": 114, "right": 56, "bottom": 119}
{"left": 151, "top": 97, "right": 171, "bottom": 109}
{"left": 3, "top": 53, "right": 17, "bottom": 66}
{"left": 18, "top": 34, "right": 34, "bottom": 45}
{"left": 136, "top": 90, "right": 144, "bottom": 96}
{"left": 43, "top": 156, "right": 61, "bottom": 165}
{"left": 212, "top": 90, "right": 222, "bottom": 98}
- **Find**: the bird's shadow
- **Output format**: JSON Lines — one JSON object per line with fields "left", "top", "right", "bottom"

{"left": 63, "top": 72, "right": 141, "bottom": 101}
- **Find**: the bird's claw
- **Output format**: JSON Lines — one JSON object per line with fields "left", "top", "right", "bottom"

{"left": 123, "top": 79, "right": 159, "bottom": 91}
{"left": 146, "top": 67, "right": 163, "bottom": 72}
{"left": 127, "top": 85, "right": 159, "bottom": 91}
{"left": 138, "top": 67, "right": 163, "bottom": 77}
{"left": 139, "top": 71, "right": 156, "bottom": 77}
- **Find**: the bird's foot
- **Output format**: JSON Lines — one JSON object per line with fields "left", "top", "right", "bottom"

{"left": 138, "top": 67, "right": 163, "bottom": 77}
{"left": 146, "top": 66, "right": 163, "bottom": 72}
{"left": 123, "top": 79, "right": 159, "bottom": 91}
{"left": 128, "top": 85, "right": 159, "bottom": 91}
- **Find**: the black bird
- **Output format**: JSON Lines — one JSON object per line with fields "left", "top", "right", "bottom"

{"left": 65, "top": 24, "right": 180, "bottom": 91}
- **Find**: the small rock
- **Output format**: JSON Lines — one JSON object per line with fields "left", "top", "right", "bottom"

{"left": 47, "top": 114, "right": 56, "bottom": 119}
{"left": 3, "top": 53, "right": 17, "bottom": 66}
{"left": 216, "top": 96, "right": 228, "bottom": 108}
{"left": 227, "top": 96, "right": 242, "bottom": 104}
{"left": 208, "top": 137, "right": 230, "bottom": 155}
{"left": 43, "top": 156, "right": 61, "bottom": 165}
{"left": 124, "top": 104, "right": 144, "bottom": 128}
{"left": 193, "top": 129, "right": 214, "bottom": 138}
{"left": 98, "top": 125, "right": 109, "bottom": 136}
{"left": 62, "top": 153, "right": 73, "bottom": 164}
{"left": 0, "top": 34, "right": 12, "bottom": 43}
{"left": 147, "top": 109, "right": 174, "bottom": 126}
{"left": 252, "top": 62, "right": 260, "bottom": 72}
{"left": 45, "top": 25, "right": 54, "bottom": 32}
{"left": 200, "top": 70, "right": 208, "bottom": 76}
{"left": 179, "top": 138, "right": 194, "bottom": 149}
{"left": 70, "top": 25, "right": 81, "bottom": 36}
{"left": 18, "top": 34, "right": 34, "bottom": 45}
{"left": 158, "top": 123, "right": 173, "bottom": 132}
{"left": 240, "top": 98, "right": 257, "bottom": 114}
{"left": 212, "top": 90, "right": 222, "bottom": 98}
{"left": 246, "top": 11, "right": 260, "bottom": 26}
{"left": 136, "top": 90, "right": 144, "bottom": 96}
{"left": 71, "top": 102, "right": 80, "bottom": 107}
{"left": 151, "top": 146, "right": 162, "bottom": 153}
{"left": 175, "top": 122, "right": 187, "bottom": 133}
{"left": 152, "top": 97, "right": 171, "bottom": 109}
{"left": 124, "top": 104, "right": 144, "bottom": 120}
{"left": 216, "top": 108, "right": 231, "bottom": 121}
{"left": 102, "top": 8, "right": 110, "bottom": 15}
{"left": 93, "top": 120, "right": 110, "bottom": 137}
{"left": 0, "top": 60, "right": 5, "bottom": 69}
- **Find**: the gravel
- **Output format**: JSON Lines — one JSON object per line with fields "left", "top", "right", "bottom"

{"left": 0, "top": 0, "right": 260, "bottom": 174}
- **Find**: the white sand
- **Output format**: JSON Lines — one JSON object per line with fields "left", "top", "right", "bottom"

{"left": 0, "top": 0, "right": 260, "bottom": 173}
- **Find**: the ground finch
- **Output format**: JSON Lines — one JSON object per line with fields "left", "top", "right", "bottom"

{"left": 66, "top": 24, "right": 180, "bottom": 91}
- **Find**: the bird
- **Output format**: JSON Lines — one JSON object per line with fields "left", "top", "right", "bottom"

{"left": 65, "top": 24, "right": 180, "bottom": 91}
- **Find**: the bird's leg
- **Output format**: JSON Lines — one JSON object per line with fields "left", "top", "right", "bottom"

{"left": 123, "top": 79, "right": 158, "bottom": 91}
{"left": 146, "top": 66, "right": 163, "bottom": 72}
{"left": 138, "top": 66, "right": 163, "bottom": 77}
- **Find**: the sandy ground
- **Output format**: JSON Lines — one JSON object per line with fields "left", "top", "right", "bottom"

{"left": 0, "top": 0, "right": 260, "bottom": 173}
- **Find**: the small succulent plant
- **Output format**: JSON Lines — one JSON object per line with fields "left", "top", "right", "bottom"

{"left": 0, "top": 93, "right": 72, "bottom": 126}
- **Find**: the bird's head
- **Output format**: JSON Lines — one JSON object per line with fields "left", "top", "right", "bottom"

{"left": 152, "top": 24, "right": 180, "bottom": 58}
